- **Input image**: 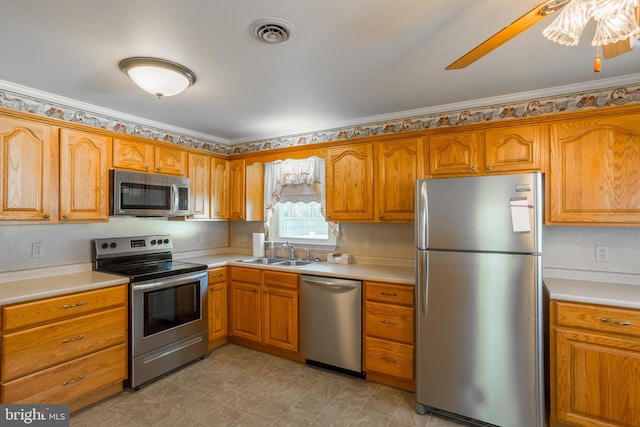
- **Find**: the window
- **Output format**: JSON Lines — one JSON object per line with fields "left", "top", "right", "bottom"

{"left": 264, "top": 157, "right": 338, "bottom": 247}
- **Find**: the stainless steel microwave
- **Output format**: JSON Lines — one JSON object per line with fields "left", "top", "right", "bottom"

{"left": 110, "top": 170, "right": 191, "bottom": 217}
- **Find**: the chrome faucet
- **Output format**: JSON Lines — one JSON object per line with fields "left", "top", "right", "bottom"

{"left": 283, "top": 241, "right": 296, "bottom": 259}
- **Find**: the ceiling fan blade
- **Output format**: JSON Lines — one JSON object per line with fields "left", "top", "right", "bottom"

{"left": 446, "top": 0, "right": 571, "bottom": 70}
{"left": 602, "top": 0, "right": 639, "bottom": 59}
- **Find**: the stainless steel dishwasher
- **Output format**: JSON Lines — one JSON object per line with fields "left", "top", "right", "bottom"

{"left": 300, "top": 275, "right": 363, "bottom": 375}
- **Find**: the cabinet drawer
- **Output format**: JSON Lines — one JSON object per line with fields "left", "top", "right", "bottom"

{"left": 263, "top": 270, "right": 298, "bottom": 290}
{"left": 365, "top": 282, "right": 414, "bottom": 306}
{"left": 365, "top": 337, "right": 414, "bottom": 380}
{"left": 2, "top": 285, "right": 126, "bottom": 331}
{"left": 554, "top": 301, "right": 640, "bottom": 338}
{"left": 208, "top": 267, "right": 228, "bottom": 284}
{"left": 365, "top": 302, "right": 414, "bottom": 344}
{"left": 230, "top": 267, "right": 261, "bottom": 284}
{"left": 1, "top": 343, "right": 126, "bottom": 404}
{"left": 1, "top": 307, "right": 126, "bottom": 382}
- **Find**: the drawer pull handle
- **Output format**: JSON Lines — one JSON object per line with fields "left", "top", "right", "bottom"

{"left": 380, "top": 320, "right": 398, "bottom": 326}
{"left": 63, "top": 301, "right": 86, "bottom": 309}
{"left": 211, "top": 274, "right": 225, "bottom": 278}
{"left": 600, "top": 318, "right": 632, "bottom": 326}
{"left": 380, "top": 355, "right": 397, "bottom": 363}
{"left": 62, "top": 375, "right": 85, "bottom": 386}
{"left": 62, "top": 335, "right": 85, "bottom": 344}
{"left": 380, "top": 292, "right": 397, "bottom": 297}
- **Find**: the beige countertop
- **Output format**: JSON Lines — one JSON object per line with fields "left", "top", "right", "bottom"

{"left": 544, "top": 277, "right": 640, "bottom": 310}
{"left": 0, "top": 271, "right": 129, "bottom": 306}
{"left": 0, "top": 252, "right": 414, "bottom": 306}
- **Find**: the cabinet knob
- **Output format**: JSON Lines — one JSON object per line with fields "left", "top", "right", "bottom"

{"left": 156, "top": 167, "right": 161, "bottom": 172}
{"left": 62, "top": 214, "right": 69, "bottom": 219}
{"left": 486, "top": 165, "right": 493, "bottom": 171}
{"left": 470, "top": 166, "right": 477, "bottom": 172}
{"left": 43, "top": 214, "right": 50, "bottom": 219}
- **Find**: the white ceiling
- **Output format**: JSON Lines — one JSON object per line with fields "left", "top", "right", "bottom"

{"left": 0, "top": 0, "right": 638, "bottom": 144}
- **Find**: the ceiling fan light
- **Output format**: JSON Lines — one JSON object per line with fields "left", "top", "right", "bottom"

{"left": 591, "top": 0, "right": 639, "bottom": 45}
{"left": 119, "top": 57, "right": 196, "bottom": 98}
{"left": 542, "top": 0, "right": 591, "bottom": 46}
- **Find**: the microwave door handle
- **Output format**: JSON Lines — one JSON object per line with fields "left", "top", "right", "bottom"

{"left": 170, "top": 184, "right": 179, "bottom": 215}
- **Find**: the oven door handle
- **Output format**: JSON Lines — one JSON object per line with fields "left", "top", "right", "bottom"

{"left": 132, "top": 271, "right": 207, "bottom": 292}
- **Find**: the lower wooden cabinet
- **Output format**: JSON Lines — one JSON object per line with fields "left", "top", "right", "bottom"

{"left": 363, "top": 281, "right": 415, "bottom": 391}
{"left": 551, "top": 300, "right": 640, "bottom": 427}
{"left": 0, "top": 285, "right": 128, "bottom": 412}
{"left": 229, "top": 267, "right": 299, "bottom": 353}
{"left": 208, "top": 267, "right": 228, "bottom": 350}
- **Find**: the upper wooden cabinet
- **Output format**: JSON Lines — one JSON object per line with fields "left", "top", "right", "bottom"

{"left": 428, "top": 130, "right": 480, "bottom": 176}
{"left": 428, "top": 125, "right": 542, "bottom": 177}
{"left": 188, "top": 152, "right": 210, "bottom": 219}
{"left": 210, "top": 157, "right": 229, "bottom": 220}
{"left": 59, "top": 129, "right": 111, "bottom": 222}
{"left": 0, "top": 116, "right": 58, "bottom": 222}
{"left": 484, "top": 124, "right": 542, "bottom": 173}
{"left": 548, "top": 113, "right": 640, "bottom": 225}
{"left": 112, "top": 138, "right": 187, "bottom": 176}
{"left": 376, "top": 137, "right": 424, "bottom": 221}
{"left": 326, "top": 142, "right": 375, "bottom": 221}
{"left": 229, "top": 159, "right": 263, "bottom": 221}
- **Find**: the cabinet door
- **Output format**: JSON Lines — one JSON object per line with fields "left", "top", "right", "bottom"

{"left": 229, "top": 159, "right": 245, "bottom": 220}
{"left": 112, "top": 138, "right": 154, "bottom": 172}
{"left": 210, "top": 157, "right": 229, "bottom": 220}
{"left": 484, "top": 124, "right": 541, "bottom": 173}
{"left": 188, "top": 152, "right": 210, "bottom": 219}
{"left": 0, "top": 116, "right": 58, "bottom": 222}
{"left": 208, "top": 281, "right": 227, "bottom": 342}
{"left": 549, "top": 115, "right": 640, "bottom": 224}
{"left": 377, "top": 137, "right": 423, "bottom": 221}
{"left": 554, "top": 328, "right": 640, "bottom": 427}
{"left": 155, "top": 145, "right": 186, "bottom": 176}
{"left": 245, "top": 161, "right": 264, "bottom": 222}
{"left": 428, "top": 131, "right": 479, "bottom": 176}
{"left": 262, "top": 286, "right": 298, "bottom": 351}
{"left": 59, "top": 129, "right": 110, "bottom": 221}
{"left": 326, "top": 142, "right": 374, "bottom": 221}
{"left": 229, "top": 281, "right": 260, "bottom": 342}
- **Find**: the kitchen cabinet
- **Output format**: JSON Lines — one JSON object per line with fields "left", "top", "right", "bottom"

{"left": 59, "top": 128, "right": 111, "bottom": 222}
{"left": 229, "top": 159, "right": 264, "bottom": 221}
{"left": 548, "top": 113, "right": 640, "bottom": 225}
{"left": 0, "top": 285, "right": 127, "bottom": 412}
{"left": 229, "top": 267, "right": 299, "bottom": 352}
{"left": 112, "top": 137, "right": 187, "bottom": 176}
{"left": 0, "top": 115, "right": 58, "bottom": 222}
{"left": 363, "top": 281, "right": 415, "bottom": 391}
{"left": 376, "top": 136, "right": 424, "bottom": 221}
{"left": 326, "top": 142, "right": 375, "bottom": 221}
{"left": 207, "top": 267, "right": 228, "bottom": 350}
{"left": 188, "top": 152, "right": 210, "bottom": 219}
{"left": 210, "top": 157, "right": 230, "bottom": 220}
{"left": 428, "top": 124, "right": 542, "bottom": 177}
{"left": 550, "top": 300, "right": 640, "bottom": 427}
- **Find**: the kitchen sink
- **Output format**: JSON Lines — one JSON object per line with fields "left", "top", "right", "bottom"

{"left": 240, "top": 257, "right": 285, "bottom": 265}
{"left": 275, "top": 259, "right": 315, "bottom": 267}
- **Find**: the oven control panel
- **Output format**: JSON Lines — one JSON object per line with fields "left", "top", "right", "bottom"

{"left": 94, "top": 235, "right": 173, "bottom": 257}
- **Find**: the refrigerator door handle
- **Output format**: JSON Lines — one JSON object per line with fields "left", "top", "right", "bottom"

{"left": 417, "top": 250, "right": 428, "bottom": 315}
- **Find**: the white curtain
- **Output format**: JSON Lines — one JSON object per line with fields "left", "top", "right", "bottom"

{"left": 263, "top": 156, "right": 338, "bottom": 237}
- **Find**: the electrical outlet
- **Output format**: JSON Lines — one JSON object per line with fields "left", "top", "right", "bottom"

{"left": 242, "top": 232, "right": 249, "bottom": 242}
{"left": 199, "top": 233, "right": 205, "bottom": 244}
{"left": 365, "top": 237, "right": 373, "bottom": 249}
{"left": 595, "top": 245, "right": 609, "bottom": 262}
{"left": 32, "top": 243, "right": 44, "bottom": 258}
{"left": 340, "top": 236, "right": 347, "bottom": 248}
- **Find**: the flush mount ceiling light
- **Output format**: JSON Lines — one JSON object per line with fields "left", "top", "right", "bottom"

{"left": 543, "top": 0, "right": 639, "bottom": 46}
{"left": 250, "top": 18, "right": 296, "bottom": 44}
{"left": 119, "top": 57, "right": 196, "bottom": 98}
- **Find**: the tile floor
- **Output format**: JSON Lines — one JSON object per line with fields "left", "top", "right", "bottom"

{"left": 70, "top": 344, "right": 466, "bottom": 427}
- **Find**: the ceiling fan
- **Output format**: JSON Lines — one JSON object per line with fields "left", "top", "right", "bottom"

{"left": 446, "top": 0, "right": 640, "bottom": 70}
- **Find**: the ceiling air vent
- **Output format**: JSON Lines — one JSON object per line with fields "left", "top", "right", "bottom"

{"left": 250, "top": 18, "right": 295, "bottom": 44}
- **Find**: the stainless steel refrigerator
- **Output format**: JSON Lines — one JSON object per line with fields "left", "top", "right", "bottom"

{"left": 415, "top": 172, "right": 545, "bottom": 427}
